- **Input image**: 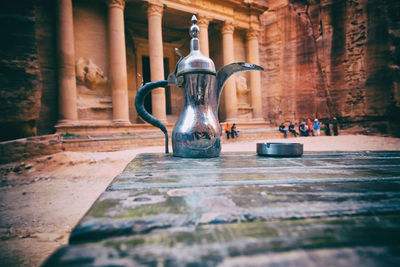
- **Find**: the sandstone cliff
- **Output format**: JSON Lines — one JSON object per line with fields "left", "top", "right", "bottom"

{"left": 260, "top": 0, "right": 400, "bottom": 136}
{"left": 0, "top": 1, "right": 43, "bottom": 141}
{"left": 0, "top": 0, "right": 58, "bottom": 142}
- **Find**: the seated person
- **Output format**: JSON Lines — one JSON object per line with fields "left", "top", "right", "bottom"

{"left": 231, "top": 123, "right": 239, "bottom": 139}
{"left": 299, "top": 122, "right": 308, "bottom": 136}
{"left": 289, "top": 122, "right": 298, "bottom": 137}
{"left": 279, "top": 123, "right": 288, "bottom": 138}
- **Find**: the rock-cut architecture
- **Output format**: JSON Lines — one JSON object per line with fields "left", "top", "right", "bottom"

{"left": 0, "top": 0, "right": 399, "bottom": 141}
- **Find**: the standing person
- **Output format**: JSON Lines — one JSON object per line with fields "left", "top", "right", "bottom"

{"left": 332, "top": 117, "right": 339, "bottom": 136}
{"left": 279, "top": 122, "right": 288, "bottom": 138}
{"left": 224, "top": 123, "right": 231, "bottom": 139}
{"left": 307, "top": 119, "right": 313, "bottom": 136}
{"left": 289, "top": 121, "right": 298, "bottom": 137}
{"left": 324, "top": 119, "right": 331, "bottom": 136}
{"left": 313, "top": 119, "right": 320, "bottom": 136}
{"left": 307, "top": 119, "right": 314, "bottom": 136}
{"left": 231, "top": 123, "right": 239, "bottom": 139}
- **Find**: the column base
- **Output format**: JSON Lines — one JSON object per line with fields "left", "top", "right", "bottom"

{"left": 137, "top": 117, "right": 168, "bottom": 125}
{"left": 56, "top": 120, "right": 79, "bottom": 127}
{"left": 225, "top": 118, "right": 239, "bottom": 124}
{"left": 252, "top": 117, "right": 265, "bottom": 123}
{"left": 112, "top": 119, "right": 131, "bottom": 126}
{"left": 159, "top": 118, "right": 168, "bottom": 124}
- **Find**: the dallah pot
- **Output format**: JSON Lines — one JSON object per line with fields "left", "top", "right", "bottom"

{"left": 135, "top": 15, "right": 263, "bottom": 158}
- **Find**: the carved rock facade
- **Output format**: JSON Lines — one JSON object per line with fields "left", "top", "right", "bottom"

{"left": 1, "top": 0, "right": 400, "bottom": 141}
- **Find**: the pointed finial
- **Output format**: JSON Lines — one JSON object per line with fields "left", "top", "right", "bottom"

{"left": 189, "top": 15, "right": 199, "bottom": 38}
{"left": 175, "top": 14, "right": 216, "bottom": 76}
{"left": 191, "top": 15, "right": 197, "bottom": 24}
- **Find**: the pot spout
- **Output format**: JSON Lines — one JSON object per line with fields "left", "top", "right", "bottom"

{"left": 216, "top": 62, "right": 264, "bottom": 98}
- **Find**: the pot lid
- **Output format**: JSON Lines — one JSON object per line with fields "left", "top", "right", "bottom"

{"left": 176, "top": 15, "right": 216, "bottom": 76}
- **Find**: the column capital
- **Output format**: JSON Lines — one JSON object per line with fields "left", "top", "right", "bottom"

{"left": 197, "top": 14, "right": 212, "bottom": 27}
{"left": 222, "top": 20, "right": 235, "bottom": 35}
{"left": 107, "top": 0, "right": 125, "bottom": 9}
{"left": 247, "top": 27, "right": 261, "bottom": 40}
{"left": 147, "top": 2, "right": 164, "bottom": 17}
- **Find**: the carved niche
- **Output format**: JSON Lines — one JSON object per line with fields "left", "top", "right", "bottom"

{"left": 236, "top": 75, "right": 253, "bottom": 121}
{"left": 236, "top": 75, "right": 249, "bottom": 105}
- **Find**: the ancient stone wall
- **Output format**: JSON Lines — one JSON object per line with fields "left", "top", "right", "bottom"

{"left": 260, "top": 0, "right": 400, "bottom": 136}
{"left": 0, "top": 134, "right": 62, "bottom": 164}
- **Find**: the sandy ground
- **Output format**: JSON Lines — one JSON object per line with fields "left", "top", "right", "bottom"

{"left": 0, "top": 134, "right": 400, "bottom": 266}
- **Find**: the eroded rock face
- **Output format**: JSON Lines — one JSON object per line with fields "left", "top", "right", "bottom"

{"left": 260, "top": 0, "right": 400, "bottom": 136}
{"left": 0, "top": 1, "right": 42, "bottom": 141}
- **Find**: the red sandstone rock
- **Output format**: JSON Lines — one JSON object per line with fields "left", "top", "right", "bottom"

{"left": 260, "top": 0, "right": 400, "bottom": 136}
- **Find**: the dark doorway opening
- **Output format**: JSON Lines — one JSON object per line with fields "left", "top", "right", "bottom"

{"left": 142, "top": 56, "right": 152, "bottom": 114}
{"left": 141, "top": 56, "right": 171, "bottom": 115}
{"left": 164, "top": 58, "right": 171, "bottom": 115}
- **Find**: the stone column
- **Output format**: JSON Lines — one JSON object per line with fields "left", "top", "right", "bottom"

{"left": 197, "top": 15, "right": 211, "bottom": 57}
{"left": 108, "top": 0, "right": 130, "bottom": 125}
{"left": 57, "top": 0, "right": 78, "bottom": 124}
{"left": 147, "top": 2, "right": 167, "bottom": 122}
{"left": 222, "top": 20, "right": 238, "bottom": 122}
{"left": 247, "top": 27, "right": 264, "bottom": 121}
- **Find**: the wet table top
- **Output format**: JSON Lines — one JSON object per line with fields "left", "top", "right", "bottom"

{"left": 44, "top": 151, "right": 400, "bottom": 266}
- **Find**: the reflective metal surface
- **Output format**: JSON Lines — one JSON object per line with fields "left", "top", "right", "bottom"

{"left": 172, "top": 74, "right": 220, "bottom": 157}
{"left": 176, "top": 15, "right": 216, "bottom": 76}
{"left": 257, "top": 143, "right": 303, "bottom": 157}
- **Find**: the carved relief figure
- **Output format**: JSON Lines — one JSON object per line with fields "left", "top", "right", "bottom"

{"left": 76, "top": 58, "right": 86, "bottom": 85}
{"left": 75, "top": 58, "right": 107, "bottom": 90}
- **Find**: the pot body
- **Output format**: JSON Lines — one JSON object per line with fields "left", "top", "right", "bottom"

{"left": 172, "top": 73, "right": 221, "bottom": 158}
{"left": 134, "top": 64, "right": 263, "bottom": 158}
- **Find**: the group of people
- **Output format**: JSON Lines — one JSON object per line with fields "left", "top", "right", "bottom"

{"left": 279, "top": 117, "right": 339, "bottom": 138}
{"left": 222, "top": 117, "right": 339, "bottom": 140}
{"left": 224, "top": 123, "right": 239, "bottom": 139}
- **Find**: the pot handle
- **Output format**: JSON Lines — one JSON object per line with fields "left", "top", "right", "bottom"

{"left": 135, "top": 80, "right": 169, "bottom": 153}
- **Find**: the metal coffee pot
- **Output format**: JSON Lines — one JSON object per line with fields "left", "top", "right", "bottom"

{"left": 135, "top": 15, "right": 263, "bottom": 158}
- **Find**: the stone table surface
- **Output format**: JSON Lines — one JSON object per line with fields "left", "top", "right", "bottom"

{"left": 44, "top": 151, "right": 400, "bottom": 266}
